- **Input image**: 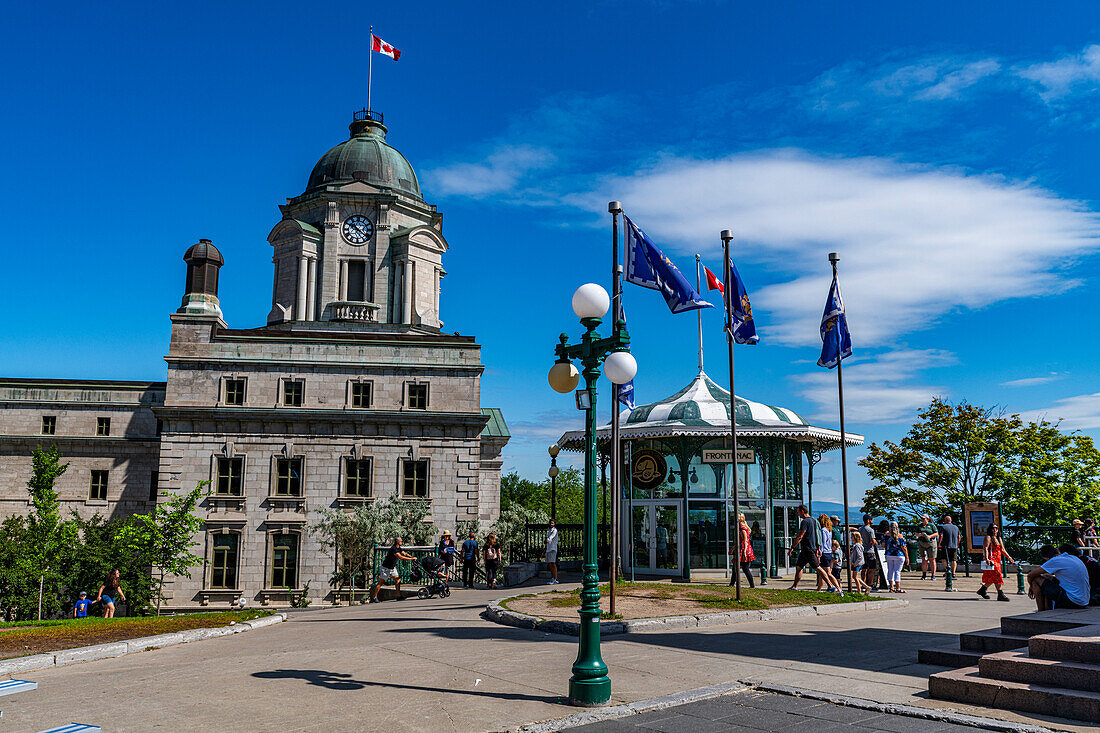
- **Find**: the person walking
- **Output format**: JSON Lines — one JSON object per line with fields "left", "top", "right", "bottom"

{"left": 883, "top": 522, "right": 908, "bottom": 593}
{"left": 918, "top": 515, "right": 939, "bottom": 581}
{"left": 544, "top": 519, "right": 559, "bottom": 585}
{"left": 370, "top": 537, "right": 415, "bottom": 603}
{"left": 849, "top": 531, "right": 871, "bottom": 593}
{"left": 96, "top": 568, "right": 125, "bottom": 617}
{"left": 437, "top": 530, "right": 457, "bottom": 580}
{"left": 939, "top": 515, "right": 960, "bottom": 577}
{"left": 788, "top": 505, "right": 821, "bottom": 590}
{"left": 816, "top": 515, "right": 841, "bottom": 593}
{"left": 858, "top": 514, "right": 879, "bottom": 590}
{"left": 73, "top": 591, "right": 91, "bottom": 618}
{"left": 483, "top": 533, "right": 501, "bottom": 589}
{"left": 977, "top": 523, "right": 1013, "bottom": 601}
{"left": 461, "top": 530, "right": 479, "bottom": 589}
{"left": 728, "top": 512, "right": 755, "bottom": 588}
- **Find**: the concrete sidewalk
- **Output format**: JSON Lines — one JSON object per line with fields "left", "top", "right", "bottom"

{"left": 0, "top": 573, "right": 1089, "bottom": 732}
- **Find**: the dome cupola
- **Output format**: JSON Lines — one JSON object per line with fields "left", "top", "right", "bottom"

{"left": 305, "top": 110, "right": 421, "bottom": 198}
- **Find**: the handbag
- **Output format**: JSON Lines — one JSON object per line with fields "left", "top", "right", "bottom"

{"left": 980, "top": 560, "right": 994, "bottom": 571}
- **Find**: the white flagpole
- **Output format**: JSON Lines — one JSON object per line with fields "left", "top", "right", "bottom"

{"left": 695, "top": 255, "right": 704, "bottom": 374}
{"left": 368, "top": 25, "right": 374, "bottom": 112}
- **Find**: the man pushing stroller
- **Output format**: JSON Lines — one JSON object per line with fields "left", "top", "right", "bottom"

{"left": 370, "top": 537, "right": 416, "bottom": 603}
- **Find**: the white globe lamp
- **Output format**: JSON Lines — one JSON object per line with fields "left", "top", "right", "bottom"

{"left": 548, "top": 361, "right": 580, "bottom": 393}
{"left": 571, "top": 283, "right": 610, "bottom": 320}
{"left": 603, "top": 351, "right": 638, "bottom": 384}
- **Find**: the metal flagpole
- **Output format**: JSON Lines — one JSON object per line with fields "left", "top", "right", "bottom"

{"left": 722, "top": 230, "right": 742, "bottom": 601}
{"left": 695, "top": 255, "right": 704, "bottom": 374}
{"left": 609, "top": 201, "right": 623, "bottom": 615}
{"left": 368, "top": 25, "right": 374, "bottom": 112}
{"left": 829, "top": 252, "right": 853, "bottom": 594}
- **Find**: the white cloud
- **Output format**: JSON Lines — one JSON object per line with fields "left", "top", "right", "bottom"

{"left": 999, "top": 374, "right": 1063, "bottom": 388}
{"left": 792, "top": 349, "right": 955, "bottom": 425}
{"left": 1020, "top": 393, "right": 1100, "bottom": 429}
{"left": 427, "top": 145, "right": 555, "bottom": 197}
{"left": 868, "top": 58, "right": 1002, "bottom": 101}
{"left": 1018, "top": 44, "right": 1100, "bottom": 101}
{"left": 579, "top": 151, "right": 1100, "bottom": 346}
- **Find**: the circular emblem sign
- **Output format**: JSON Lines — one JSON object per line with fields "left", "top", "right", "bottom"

{"left": 631, "top": 449, "right": 668, "bottom": 492}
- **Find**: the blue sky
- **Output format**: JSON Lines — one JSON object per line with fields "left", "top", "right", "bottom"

{"left": 4, "top": 2, "right": 1100, "bottom": 505}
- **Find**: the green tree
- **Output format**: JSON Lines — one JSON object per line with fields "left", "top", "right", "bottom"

{"left": 311, "top": 501, "right": 393, "bottom": 604}
{"left": 501, "top": 467, "right": 585, "bottom": 523}
{"left": 491, "top": 504, "right": 549, "bottom": 564}
{"left": 118, "top": 483, "right": 207, "bottom": 615}
{"left": 860, "top": 398, "right": 1100, "bottom": 525}
{"left": 24, "top": 447, "right": 75, "bottom": 619}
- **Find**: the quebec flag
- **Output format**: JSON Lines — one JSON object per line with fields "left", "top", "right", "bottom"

{"left": 818, "top": 272, "right": 852, "bottom": 369}
{"left": 725, "top": 255, "right": 759, "bottom": 345}
{"left": 616, "top": 307, "right": 635, "bottom": 411}
{"left": 624, "top": 216, "right": 713, "bottom": 314}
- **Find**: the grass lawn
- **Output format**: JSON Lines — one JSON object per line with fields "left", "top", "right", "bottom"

{"left": 504, "top": 582, "right": 883, "bottom": 621}
{"left": 0, "top": 610, "right": 272, "bottom": 661}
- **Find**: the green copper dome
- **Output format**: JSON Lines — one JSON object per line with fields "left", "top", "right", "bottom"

{"left": 306, "top": 115, "right": 421, "bottom": 198}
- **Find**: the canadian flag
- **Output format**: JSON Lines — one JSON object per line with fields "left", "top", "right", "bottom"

{"left": 372, "top": 34, "right": 401, "bottom": 61}
{"left": 703, "top": 265, "right": 724, "bottom": 295}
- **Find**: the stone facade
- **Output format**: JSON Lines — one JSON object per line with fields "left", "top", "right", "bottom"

{"left": 0, "top": 111, "right": 509, "bottom": 609}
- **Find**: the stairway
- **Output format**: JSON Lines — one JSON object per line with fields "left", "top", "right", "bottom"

{"left": 926, "top": 608, "right": 1100, "bottom": 723}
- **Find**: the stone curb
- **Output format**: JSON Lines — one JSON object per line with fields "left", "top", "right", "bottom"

{"left": 0, "top": 613, "right": 286, "bottom": 676}
{"left": 485, "top": 595, "right": 907, "bottom": 637}
{"left": 745, "top": 681, "right": 1060, "bottom": 733}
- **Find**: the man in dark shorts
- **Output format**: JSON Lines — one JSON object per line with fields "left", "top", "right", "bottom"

{"left": 370, "top": 537, "right": 416, "bottom": 603}
{"left": 939, "top": 515, "right": 960, "bottom": 577}
{"left": 858, "top": 514, "right": 879, "bottom": 590}
{"left": 1027, "top": 544, "right": 1091, "bottom": 611}
{"left": 788, "top": 505, "right": 820, "bottom": 590}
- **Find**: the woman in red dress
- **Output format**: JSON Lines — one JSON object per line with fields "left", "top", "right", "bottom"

{"left": 729, "top": 512, "right": 756, "bottom": 588}
{"left": 978, "top": 524, "right": 1013, "bottom": 602}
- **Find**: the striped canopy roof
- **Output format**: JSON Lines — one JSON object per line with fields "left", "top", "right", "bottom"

{"left": 558, "top": 370, "right": 862, "bottom": 451}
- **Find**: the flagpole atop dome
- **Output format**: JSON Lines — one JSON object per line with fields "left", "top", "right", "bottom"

{"left": 721, "top": 230, "right": 742, "bottom": 601}
{"left": 695, "top": 254, "right": 704, "bottom": 375}
{"left": 368, "top": 25, "right": 374, "bottom": 113}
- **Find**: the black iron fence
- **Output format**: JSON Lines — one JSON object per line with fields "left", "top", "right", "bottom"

{"left": 885, "top": 523, "right": 1090, "bottom": 566}
{"left": 514, "top": 523, "right": 611, "bottom": 564}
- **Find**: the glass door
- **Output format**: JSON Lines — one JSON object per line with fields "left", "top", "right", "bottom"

{"left": 629, "top": 503, "right": 681, "bottom": 575}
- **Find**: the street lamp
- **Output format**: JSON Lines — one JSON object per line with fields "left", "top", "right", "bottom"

{"left": 548, "top": 282, "right": 636, "bottom": 707}
{"left": 548, "top": 444, "right": 560, "bottom": 521}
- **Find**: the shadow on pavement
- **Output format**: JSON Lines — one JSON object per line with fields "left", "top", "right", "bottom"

{"left": 251, "top": 669, "right": 565, "bottom": 704}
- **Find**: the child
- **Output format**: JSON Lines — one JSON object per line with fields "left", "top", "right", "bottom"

{"left": 849, "top": 531, "right": 871, "bottom": 593}
{"left": 73, "top": 591, "right": 91, "bottom": 618}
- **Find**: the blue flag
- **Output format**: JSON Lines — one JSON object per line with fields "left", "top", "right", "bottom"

{"left": 616, "top": 307, "right": 635, "bottom": 410}
{"left": 818, "top": 272, "right": 852, "bottom": 369}
{"left": 624, "top": 216, "right": 713, "bottom": 314}
{"left": 725, "top": 255, "right": 759, "bottom": 345}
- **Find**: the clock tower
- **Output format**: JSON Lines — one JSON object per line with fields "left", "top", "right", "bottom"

{"left": 267, "top": 110, "right": 447, "bottom": 330}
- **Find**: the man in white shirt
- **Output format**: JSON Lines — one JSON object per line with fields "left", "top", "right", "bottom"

{"left": 1027, "top": 544, "right": 1090, "bottom": 611}
{"left": 545, "top": 519, "right": 559, "bottom": 584}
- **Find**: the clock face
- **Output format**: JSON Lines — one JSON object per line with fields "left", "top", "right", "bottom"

{"left": 342, "top": 215, "right": 374, "bottom": 244}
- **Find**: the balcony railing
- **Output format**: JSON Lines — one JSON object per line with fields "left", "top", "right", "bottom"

{"left": 326, "top": 301, "right": 381, "bottom": 323}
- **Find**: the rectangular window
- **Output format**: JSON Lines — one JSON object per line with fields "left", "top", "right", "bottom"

{"left": 211, "top": 534, "right": 239, "bottom": 589}
{"left": 149, "top": 471, "right": 159, "bottom": 502}
{"left": 282, "top": 380, "right": 304, "bottom": 407}
{"left": 406, "top": 383, "right": 428, "bottom": 410}
{"left": 401, "top": 459, "right": 429, "bottom": 498}
{"left": 350, "top": 381, "right": 372, "bottom": 409}
{"left": 216, "top": 457, "right": 244, "bottom": 496}
{"left": 96, "top": 417, "right": 111, "bottom": 436}
{"left": 275, "top": 457, "right": 303, "bottom": 496}
{"left": 89, "top": 470, "right": 109, "bottom": 501}
{"left": 345, "top": 458, "right": 373, "bottom": 497}
{"left": 224, "top": 378, "right": 246, "bottom": 406}
{"left": 347, "top": 260, "right": 367, "bottom": 302}
{"left": 41, "top": 416, "right": 56, "bottom": 435}
{"left": 271, "top": 533, "right": 299, "bottom": 588}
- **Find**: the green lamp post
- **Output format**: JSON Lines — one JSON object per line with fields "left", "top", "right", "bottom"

{"left": 548, "top": 282, "right": 637, "bottom": 707}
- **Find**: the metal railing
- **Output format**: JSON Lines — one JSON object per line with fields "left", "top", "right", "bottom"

{"left": 369, "top": 544, "right": 436, "bottom": 585}
{"left": 517, "top": 523, "right": 611, "bottom": 563}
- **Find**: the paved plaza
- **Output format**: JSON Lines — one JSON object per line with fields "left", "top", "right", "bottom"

{"left": 2, "top": 573, "right": 1092, "bottom": 732}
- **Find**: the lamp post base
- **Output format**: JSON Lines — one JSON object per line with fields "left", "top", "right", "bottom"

{"left": 568, "top": 676, "right": 612, "bottom": 707}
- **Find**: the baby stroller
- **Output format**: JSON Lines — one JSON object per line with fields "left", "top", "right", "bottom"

{"left": 411, "top": 555, "right": 451, "bottom": 599}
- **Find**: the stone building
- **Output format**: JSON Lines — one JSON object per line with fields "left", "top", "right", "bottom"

{"left": 0, "top": 110, "right": 509, "bottom": 609}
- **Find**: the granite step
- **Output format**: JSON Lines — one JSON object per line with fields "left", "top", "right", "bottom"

{"left": 1000, "top": 610, "right": 1093, "bottom": 637}
{"left": 917, "top": 644, "right": 983, "bottom": 668}
{"left": 1029, "top": 624, "right": 1100, "bottom": 664}
{"left": 929, "top": 666, "right": 1100, "bottom": 723}
{"left": 959, "top": 628, "right": 1029, "bottom": 653}
{"left": 979, "top": 649, "right": 1100, "bottom": 692}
